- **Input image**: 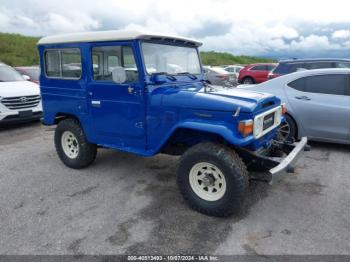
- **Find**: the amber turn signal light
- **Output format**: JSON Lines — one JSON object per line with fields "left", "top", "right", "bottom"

{"left": 281, "top": 103, "right": 287, "bottom": 115}
{"left": 238, "top": 120, "right": 253, "bottom": 137}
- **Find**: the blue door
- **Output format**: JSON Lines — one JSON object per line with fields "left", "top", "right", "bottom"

{"left": 87, "top": 43, "right": 145, "bottom": 149}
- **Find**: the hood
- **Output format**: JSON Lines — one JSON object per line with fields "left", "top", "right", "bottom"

{"left": 159, "top": 85, "right": 279, "bottom": 113}
{"left": 0, "top": 81, "right": 40, "bottom": 98}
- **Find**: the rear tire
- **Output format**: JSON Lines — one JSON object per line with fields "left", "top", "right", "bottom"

{"left": 55, "top": 118, "right": 97, "bottom": 169}
{"left": 242, "top": 77, "right": 254, "bottom": 84}
{"left": 177, "top": 142, "right": 249, "bottom": 217}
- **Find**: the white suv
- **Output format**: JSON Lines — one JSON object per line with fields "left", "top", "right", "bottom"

{"left": 0, "top": 63, "right": 42, "bottom": 124}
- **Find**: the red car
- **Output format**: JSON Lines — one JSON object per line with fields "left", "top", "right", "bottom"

{"left": 238, "top": 63, "right": 276, "bottom": 84}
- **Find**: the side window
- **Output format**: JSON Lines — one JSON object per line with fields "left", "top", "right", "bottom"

{"left": 288, "top": 77, "right": 306, "bottom": 92}
{"left": 250, "top": 65, "right": 266, "bottom": 71}
{"left": 336, "top": 62, "right": 350, "bottom": 68}
{"left": 307, "top": 62, "right": 333, "bottom": 70}
{"left": 61, "top": 49, "right": 82, "bottom": 78}
{"left": 107, "top": 56, "right": 119, "bottom": 73}
{"left": 305, "top": 74, "right": 346, "bottom": 95}
{"left": 45, "top": 48, "right": 81, "bottom": 79}
{"left": 266, "top": 65, "right": 275, "bottom": 71}
{"left": 291, "top": 63, "right": 306, "bottom": 71}
{"left": 91, "top": 45, "right": 138, "bottom": 82}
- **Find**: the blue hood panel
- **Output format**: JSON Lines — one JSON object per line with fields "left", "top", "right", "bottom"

{"left": 159, "top": 86, "right": 279, "bottom": 113}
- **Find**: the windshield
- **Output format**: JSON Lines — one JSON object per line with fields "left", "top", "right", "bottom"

{"left": 0, "top": 65, "right": 24, "bottom": 82}
{"left": 142, "top": 42, "right": 201, "bottom": 75}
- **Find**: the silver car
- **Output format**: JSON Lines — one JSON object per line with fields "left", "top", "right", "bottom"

{"left": 238, "top": 68, "right": 350, "bottom": 144}
{"left": 203, "top": 66, "right": 236, "bottom": 87}
{"left": 223, "top": 65, "right": 244, "bottom": 78}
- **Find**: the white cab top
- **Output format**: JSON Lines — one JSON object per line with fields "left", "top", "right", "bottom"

{"left": 38, "top": 30, "right": 202, "bottom": 46}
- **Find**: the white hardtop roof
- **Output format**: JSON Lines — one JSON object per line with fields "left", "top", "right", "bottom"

{"left": 38, "top": 30, "right": 202, "bottom": 46}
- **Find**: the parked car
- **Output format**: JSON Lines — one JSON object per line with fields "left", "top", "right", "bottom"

{"left": 37, "top": 30, "right": 307, "bottom": 217}
{"left": 223, "top": 65, "right": 244, "bottom": 78}
{"left": 203, "top": 66, "right": 236, "bottom": 86}
{"left": 0, "top": 63, "right": 42, "bottom": 124}
{"left": 14, "top": 66, "right": 40, "bottom": 84}
{"left": 238, "top": 63, "right": 276, "bottom": 84}
{"left": 268, "top": 58, "right": 350, "bottom": 80}
{"left": 239, "top": 68, "right": 350, "bottom": 144}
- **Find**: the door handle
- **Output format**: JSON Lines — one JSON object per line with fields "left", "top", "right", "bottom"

{"left": 91, "top": 100, "right": 101, "bottom": 107}
{"left": 295, "top": 96, "right": 311, "bottom": 101}
{"left": 128, "top": 86, "right": 134, "bottom": 94}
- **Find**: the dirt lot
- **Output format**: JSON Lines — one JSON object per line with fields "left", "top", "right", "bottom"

{"left": 0, "top": 122, "right": 349, "bottom": 255}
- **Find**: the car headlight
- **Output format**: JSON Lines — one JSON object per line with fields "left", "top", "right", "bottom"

{"left": 253, "top": 117, "right": 264, "bottom": 137}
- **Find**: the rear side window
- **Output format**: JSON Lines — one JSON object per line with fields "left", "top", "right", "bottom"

{"left": 288, "top": 77, "right": 306, "bottom": 91}
{"left": 305, "top": 62, "right": 334, "bottom": 70}
{"left": 306, "top": 74, "right": 346, "bottom": 95}
{"left": 250, "top": 65, "right": 267, "bottom": 71}
{"left": 45, "top": 49, "right": 81, "bottom": 79}
{"left": 266, "top": 65, "right": 276, "bottom": 71}
{"left": 288, "top": 74, "right": 347, "bottom": 95}
{"left": 336, "top": 62, "right": 350, "bottom": 68}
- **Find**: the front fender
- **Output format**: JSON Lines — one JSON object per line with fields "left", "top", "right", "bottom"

{"left": 153, "top": 119, "right": 254, "bottom": 154}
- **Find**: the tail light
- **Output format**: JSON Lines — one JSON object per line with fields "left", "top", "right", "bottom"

{"left": 268, "top": 73, "right": 281, "bottom": 80}
{"left": 238, "top": 120, "right": 253, "bottom": 137}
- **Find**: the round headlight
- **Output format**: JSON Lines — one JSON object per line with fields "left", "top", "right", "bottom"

{"left": 254, "top": 117, "right": 263, "bottom": 136}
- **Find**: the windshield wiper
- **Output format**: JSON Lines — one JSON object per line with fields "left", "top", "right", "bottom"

{"left": 176, "top": 72, "right": 197, "bottom": 80}
{"left": 151, "top": 72, "right": 177, "bottom": 81}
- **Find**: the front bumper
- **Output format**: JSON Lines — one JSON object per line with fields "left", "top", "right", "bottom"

{"left": 243, "top": 137, "right": 309, "bottom": 184}
{"left": 268, "top": 137, "right": 308, "bottom": 184}
{"left": 0, "top": 111, "right": 43, "bottom": 125}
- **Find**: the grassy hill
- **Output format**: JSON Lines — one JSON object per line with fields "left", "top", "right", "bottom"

{"left": 200, "top": 51, "right": 276, "bottom": 66}
{"left": 0, "top": 33, "right": 40, "bottom": 66}
{"left": 0, "top": 32, "right": 276, "bottom": 67}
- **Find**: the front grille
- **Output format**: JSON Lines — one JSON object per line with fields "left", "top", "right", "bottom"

{"left": 1, "top": 95, "right": 41, "bottom": 110}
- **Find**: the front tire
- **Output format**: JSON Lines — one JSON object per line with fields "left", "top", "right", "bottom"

{"left": 55, "top": 118, "right": 97, "bottom": 169}
{"left": 177, "top": 143, "right": 248, "bottom": 217}
{"left": 278, "top": 114, "right": 297, "bottom": 142}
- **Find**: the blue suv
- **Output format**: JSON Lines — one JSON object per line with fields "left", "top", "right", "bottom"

{"left": 37, "top": 31, "right": 308, "bottom": 217}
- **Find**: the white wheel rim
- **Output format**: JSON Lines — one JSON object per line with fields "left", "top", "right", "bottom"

{"left": 189, "top": 162, "right": 226, "bottom": 201}
{"left": 61, "top": 131, "right": 79, "bottom": 159}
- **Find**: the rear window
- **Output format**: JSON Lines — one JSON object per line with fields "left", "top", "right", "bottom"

{"left": 273, "top": 63, "right": 300, "bottom": 74}
{"left": 45, "top": 48, "right": 82, "bottom": 79}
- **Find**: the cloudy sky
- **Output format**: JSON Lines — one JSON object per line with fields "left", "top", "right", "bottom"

{"left": 1, "top": 0, "right": 350, "bottom": 58}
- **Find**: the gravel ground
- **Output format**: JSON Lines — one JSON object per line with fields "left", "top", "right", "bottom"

{"left": 0, "top": 122, "right": 349, "bottom": 255}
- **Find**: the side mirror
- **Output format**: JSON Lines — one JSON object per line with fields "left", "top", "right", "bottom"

{"left": 111, "top": 67, "right": 126, "bottom": 84}
{"left": 22, "top": 75, "right": 31, "bottom": 81}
